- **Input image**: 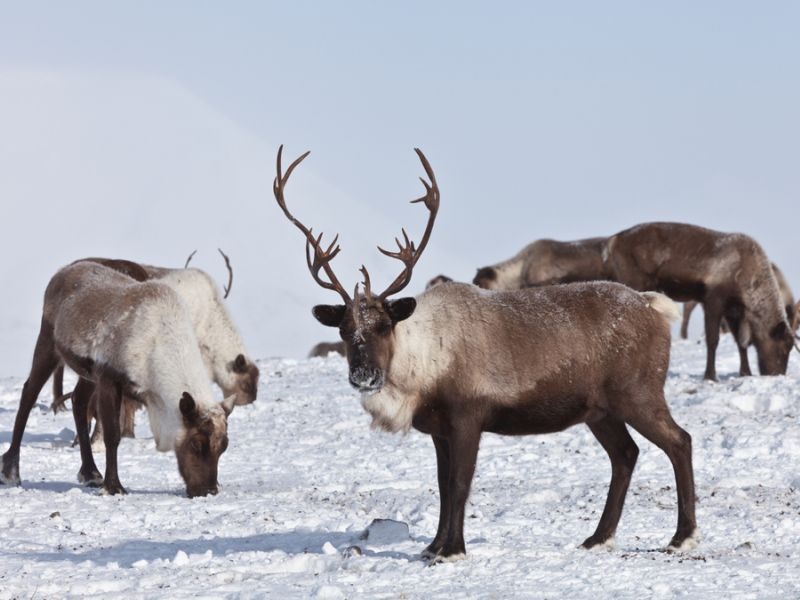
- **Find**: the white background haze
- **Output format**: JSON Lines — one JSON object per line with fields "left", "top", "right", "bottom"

{"left": 1, "top": 2, "right": 799, "bottom": 376}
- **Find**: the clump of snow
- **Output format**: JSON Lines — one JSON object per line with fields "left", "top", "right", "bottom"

{"left": 0, "top": 336, "right": 798, "bottom": 597}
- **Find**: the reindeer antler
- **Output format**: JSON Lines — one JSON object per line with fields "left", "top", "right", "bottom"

{"left": 184, "top": 250, "right": 197, "bottom": 269}
{"left": 273, "top": 145, "right": 352, "bottom": 304}
{"left": 218, "top": 248, "right": 233, "bottom": 299}
{"left": 370, "top": 148, "right": 440, "bottom": 300}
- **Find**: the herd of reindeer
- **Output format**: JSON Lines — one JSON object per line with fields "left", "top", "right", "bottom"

{"left": 2, "top": 146, "right": 799, "bottom": 563}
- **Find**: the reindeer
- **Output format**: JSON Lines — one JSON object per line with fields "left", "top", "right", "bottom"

{"left": 473, "top": 237, "right": 609, "bottom": 290}
{"left": 1, "top": 262, "right": 236, "bottom": 497}
{"left": 425, "top": 274, "right": 453, "bottom": 289}
{"left": 603, "top": 223, "right": 795, "bottom": 381}
{"left": 308, "top": 341, "right": 346, "bottom": 358}
{"left": 680, "top": 263, "right": 797, "bottom": 341}
{"left": 51, "top": 254, "right": 259, "bottom": 445}
{"left": 273, "top": 146, "right": 697, "bottom": 561}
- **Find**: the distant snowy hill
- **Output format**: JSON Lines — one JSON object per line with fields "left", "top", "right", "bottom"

{"left": 0, "top": 68, "right": 470, "bottom": 377}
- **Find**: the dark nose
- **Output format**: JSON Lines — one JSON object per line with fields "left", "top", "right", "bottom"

{"left": 349, "top": 370, "right": 382, "bottom": 391}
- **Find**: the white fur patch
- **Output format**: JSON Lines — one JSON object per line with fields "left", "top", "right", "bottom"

{"left": 667, "top": 529, "right": 700, "bottom": 553}
{"left": 361, "top": 388, "right": 416, "bottom": 433}
{"left": 586, "top": 537, "right": 616, "bottom": 551}
{"left": 641, "top": 292, "right": 681, "bottom": 323}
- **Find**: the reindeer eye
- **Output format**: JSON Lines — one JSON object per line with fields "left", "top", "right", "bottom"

{"left": 190, "top": 438, "right": 206, "bottom": 455}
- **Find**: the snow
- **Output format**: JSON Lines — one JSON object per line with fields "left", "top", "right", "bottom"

{"left": 1, "top": 336, "right": 799, "bottom": 598}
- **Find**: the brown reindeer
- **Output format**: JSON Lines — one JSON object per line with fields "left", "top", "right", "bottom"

{"left": 603, "top": 223, "right": 795, "bottom": 381}
{"left": 680, "top": 262, "right": 797, "bottom": 341}
{"left": 425, "top": 274, "right": 453, "bottom": 289}
{"left": 307, "top": 341, "right": 346, "bottom": 358}
{"left": 473, "top": 237, "right": 609, "bottom": 290}
{"left": 1, "top": 262, "right": 236, "bottom": 496}
{"left": 273, "top": 146, "right": 697, "bottom": 561}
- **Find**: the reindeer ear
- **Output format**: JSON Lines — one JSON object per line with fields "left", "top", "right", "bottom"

{"left": 387, "top": 297, "right": 416, "bottom": 323}
{"left": 180, "top": 392, "right": 198, "bottom": 424}
{"left": 221, "top": 394, "right": 236, "bottom": 417}
{"left": 312, "top": 305, "right": 347, "bottom": 327}
{"left": 770, "top": 320, "right": 791, "bottom": 340}
{"left": 233, "top": 354, "right": 247, "bottom": 373}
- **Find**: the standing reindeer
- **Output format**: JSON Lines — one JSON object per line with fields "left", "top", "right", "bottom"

{"left": 51, "top": 255, "right": 259, "bottom": 445}
{"left": 1, "top": 262, "right": 236, "bottom": 497}
{"left": 603, "top": 223, "right": 795, "bottom": 381}
{"left": 473, "top": 237, "right": 609, "bottom": 290}
{"left": 273, "top": 146, "right": 697, "bottom": 561}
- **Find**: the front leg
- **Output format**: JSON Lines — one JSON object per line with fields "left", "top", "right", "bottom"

{"left": 426, "top": 426, "right": 481, "bottom": 562}
{"left": 702, "top": 298, "right": 723, "bottom": 381}
{"left": 96, "top": 377, "right": 127, "bottom": 495}
{"left": 422, "top": 435, "right": 450, "bottom": 559}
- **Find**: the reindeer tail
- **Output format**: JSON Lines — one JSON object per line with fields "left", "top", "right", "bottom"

{"left": 641, "top": 292, "right": 681, "bottom": 324}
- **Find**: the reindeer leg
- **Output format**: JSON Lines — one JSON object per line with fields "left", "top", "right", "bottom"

{"left": 724, "top": 315, "right": 752, "bottom": 377}
{"left": 120, "top": 397, "right": 136, "bottom": 438}
{"left": 429, "top": 426, "right": 481, "bottom": 562}
{"left": 680, "top": 301, "right": 696, "bottom": 340}
{"left": 628, "top": 407, "right": 697, "bottom": 551}
{"left": 1, "top": 321, "right": 58, "bottom": 485}
{"left": 702, "top": 298, "right": 723, "bottom": 381}
{"left": 581, "top": 417, "right": 639, "bottom": 549}
{"left": 72, "top": 378, "right": 103, "bottom": 486}
{"left": 96, "top": 377, "right": 127, "bottom": 495}
{"left": 89, "top": 394, "right": 104, "bottom": 448}
{"left": 422, "top": 435, "right": 451, "bottom": 559}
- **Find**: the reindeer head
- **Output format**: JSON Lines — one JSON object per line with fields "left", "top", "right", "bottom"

{"left": 223, "top": 353, "right": 260, "bottom": 405}
{"left": 175, "top": 392, "right": 234, "bottom": 498}
{"left": 473, "top": 266, "right": 498, "bottom": 289}
{"left": 273, "top": 146, "right": 439, "bottom": 393}
{"left": 752, "top": 319, "right": 795, "bottom": 376}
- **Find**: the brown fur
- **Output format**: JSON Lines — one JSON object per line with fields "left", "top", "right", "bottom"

{"left": 307, "top": 341, "right": 346, "bottom": 358}
{"left": 425, "top": 274, "right": 453, "bottom": 289}
{"left": 473, "top": 237, "right": 609, "bottom": 290}
{"left": 604, "top": 222, "right": 794, "bottom": 381}
{"left": 313, "top": 281, "right": 696, "bottom": 560}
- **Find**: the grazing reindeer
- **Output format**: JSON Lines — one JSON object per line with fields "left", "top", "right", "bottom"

{"left": 273, "top": 146, "right": 697, "bottom": 561}
{"left": 51, "top": 255, "right": 259, "bottom": 443}
{"left": 1, "top": 262, "right": 236, "bottom": 497}
{"left": 473, "top": 237, "right": 609, "bottom": 290}
{"left": 308, "top": 341, "right": 346, "bottom": 358}
{"left": 680, "top": 263, "right": 797, "bottom": 341}
{"left": 603, "top": 223, "right": 795, "bottom": 381}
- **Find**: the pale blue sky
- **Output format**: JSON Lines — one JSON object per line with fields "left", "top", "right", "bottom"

{"left": 0, "top": 2, "right": 798, "bottom": 373}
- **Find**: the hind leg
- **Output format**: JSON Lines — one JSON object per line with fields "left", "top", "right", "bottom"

{"left": 71, "top": 378, "right": 103, "bottom": 485}
{"left": 1, "top": 320, "right": 59, "bottom": 485}
{"left": 628, "top": 403, "right": 697, "bottom": 550}
{"left": 120, "top": 397, "right": 137, "bottom": 439}
{"left": 96, "top": 376, "right": 126, "bottom": 495}
{"left": 582, "top": 417, "right": 639, "bottom": 549}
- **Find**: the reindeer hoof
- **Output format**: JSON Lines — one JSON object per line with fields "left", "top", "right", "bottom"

{"left": 581, "top": 535, "right": 615, "bottom": 550}
{"left": 101, "top": 483, "right": 128, "bottom": 496}
{"left": 421, "top": 544, "right": 466, "bottom": 564}
{"left": 667, "top": 529, "right": 700, "bottom": 553}
{"left": 78, "top": 469, "right": 103, "bottom": 486}
{"left": 0, "top": 461, "right": 20, "bottom": 486}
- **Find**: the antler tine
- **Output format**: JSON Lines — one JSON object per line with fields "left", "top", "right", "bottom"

{"left": 273, "top": 145, "right": 351, "bottom": 304}
{"left": 359, "top": 265, "right": 372, "bottom": 299}
{"left": 217, "top": 248, "right": 233, "bottom": 299}
{"left": 184, "top": 249, "right": 197, "bottom": 269}
{"left": 377, "top": 148, "right": 440, "bottom": 300}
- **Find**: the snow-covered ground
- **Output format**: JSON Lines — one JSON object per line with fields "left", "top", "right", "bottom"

{"left": 1, "top": 336, "right": 799, "bottom": 599}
